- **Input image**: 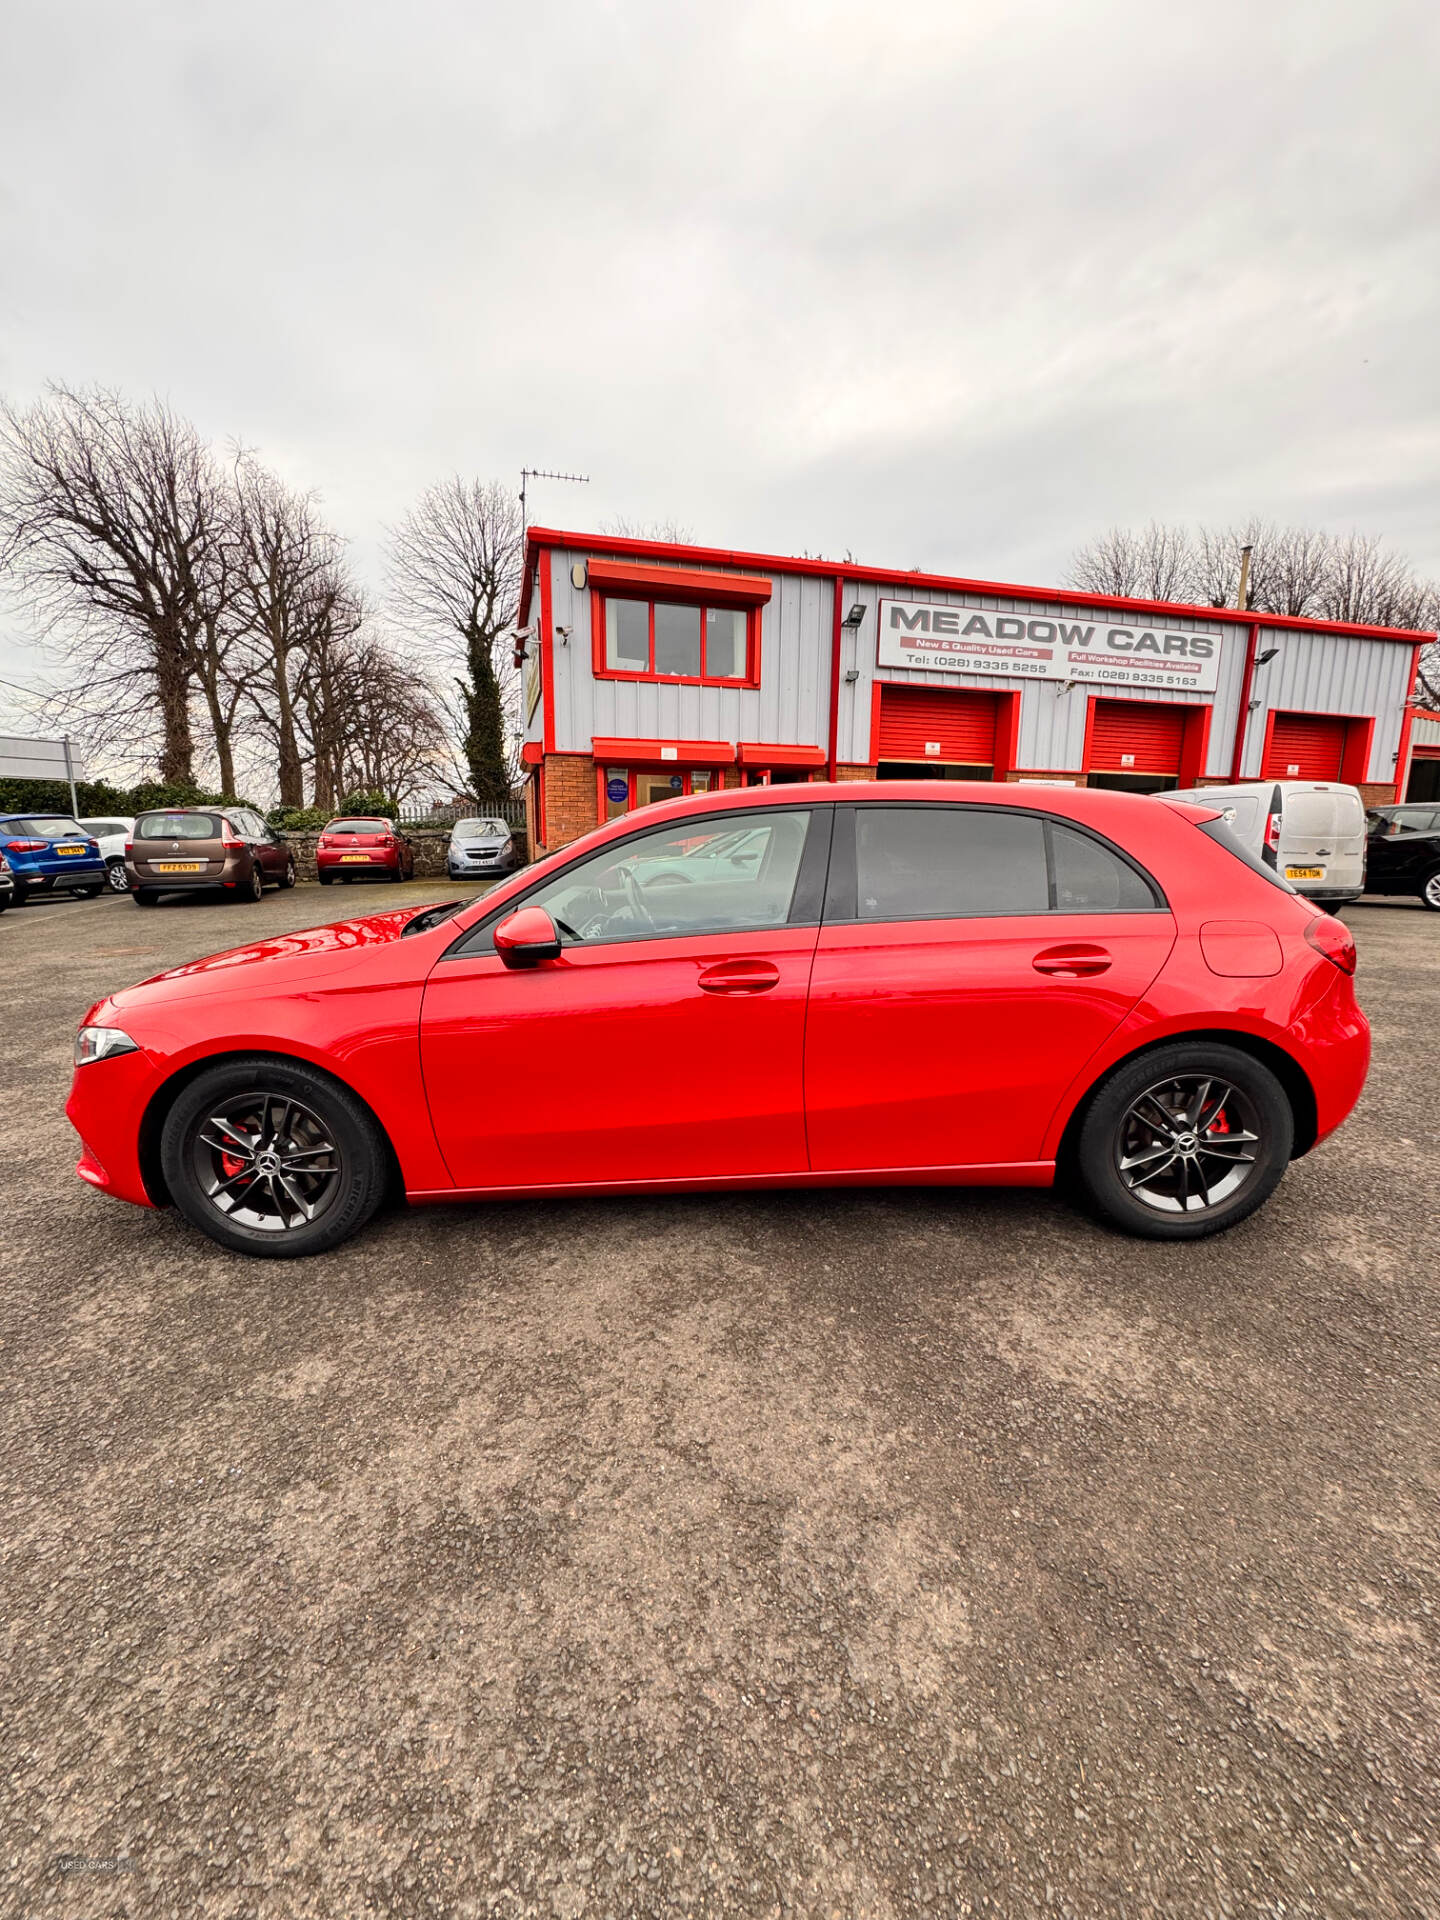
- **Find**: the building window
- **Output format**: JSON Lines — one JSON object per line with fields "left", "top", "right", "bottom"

{"left": 598, "top": 595, "right": 754, "bottom": 685}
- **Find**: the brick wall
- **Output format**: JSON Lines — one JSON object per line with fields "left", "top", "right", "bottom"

{"left": 835, "top": 764, "right": 876, "bottom": 781}
{"left": 540, "top": 754, "right": 599, "bottom": 852}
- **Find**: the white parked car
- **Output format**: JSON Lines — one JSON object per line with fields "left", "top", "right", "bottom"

{"left": 78, "top": 816, "right": 136, "bottom": 894}
{"left": 447, "top": 816, "right": 519, "bottom": 879}
{"left": 1166, "top": 782, "right": 1366, "bottom": 908}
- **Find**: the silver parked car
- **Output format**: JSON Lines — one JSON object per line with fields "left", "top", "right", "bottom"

{"left": 447, "top": 815, "right": 519, "bottom": 879}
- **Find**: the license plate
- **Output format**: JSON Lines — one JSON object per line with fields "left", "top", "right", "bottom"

{"left": 1286, "top": 866, "right": 1324, "bottom": 880}
{"left": 57, "top": 844, "right": 86, "bottom": 856}
{"left": 154, "top": 861, "right": 204, "bottom": 872}
{"left": 341, "top": 853, "right": 371, "bottom": 862}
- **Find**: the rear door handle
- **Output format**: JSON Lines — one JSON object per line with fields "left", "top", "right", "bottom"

{"left": 1032, "top": 944, "right": 1112, "bottom": 978}
{"left": 697, "top": 960, "right": 780, "bottom": 993}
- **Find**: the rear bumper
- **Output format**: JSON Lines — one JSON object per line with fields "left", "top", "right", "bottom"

{"left": 1293, "top": 972, "right": 1371, "bottom": 1147}
{"left": 127, "top": 853, "right": 247, "bottom": 890}
{"left": 14, "top": 861, "right": 107, "bottom": 889}
{"left": 316, "top": 850, "right": 403, "bottom": 872}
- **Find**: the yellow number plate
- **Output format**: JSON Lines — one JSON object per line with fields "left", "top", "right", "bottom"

{"left": 154, "top": 861, "right": 203, "bottom": 872}
{"left": 1286, "top": 866, "right": 1324, "bottom": 880}
{"left": 57, "top": 844, "right": 87, "bottom": 855}
{"left": 340, "top": 853, "right": 372, "bottom": 862}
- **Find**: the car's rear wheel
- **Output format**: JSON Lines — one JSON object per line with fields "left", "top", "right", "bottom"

{"left": 1420, "top": 868, "right": 1440, "bottom": 912}
{"left": 132, "top": 889, "right": 157, "bottom": 908}
{"left": 105, "top": 860, "right": 130, "bottom": 893}
{"left": 236, "top": 865, "right": 264, "bottom": 903}
{"left": 318, "top": 871, "right": 333, "bottom": 885}
{"left": 1075, "top": 1042, "right": 1293, "bottom": 1240}
{"left": 160, "top": 1058, "right": 390, "bottom": 1258}
{"left": 279, "top": 857, "right": 296, "bottom": 889}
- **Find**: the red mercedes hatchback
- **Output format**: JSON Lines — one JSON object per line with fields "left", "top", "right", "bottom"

{"left": 67, "top": 784, "right": 1368, "bottom": 1259}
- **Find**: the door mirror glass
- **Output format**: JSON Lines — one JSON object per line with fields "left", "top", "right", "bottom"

{"left": 494, "top": 906, "right": 563, "bottom": 968}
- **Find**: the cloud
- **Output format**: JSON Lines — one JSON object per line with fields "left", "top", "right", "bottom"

{"left": 1, "top": 0, "right": 1436, "bottom": 706}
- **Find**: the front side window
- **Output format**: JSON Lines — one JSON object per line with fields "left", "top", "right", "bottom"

{"left": 601, "top": 596, "right": 750, "bottom": 683}
{"left": 520, "top": 809, "right": 812, "bottom": 945}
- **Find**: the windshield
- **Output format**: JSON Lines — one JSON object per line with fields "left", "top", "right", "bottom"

{"left": 454, "top": 818, "right": 509, "bottom": 837}
{"left": 4, "top": 816, "right": 88, "bottom": 840}
{"left": 327, "top": 819, "right": 388, "bottom": 834}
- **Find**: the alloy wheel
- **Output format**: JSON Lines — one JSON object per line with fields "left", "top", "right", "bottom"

{"left": 1424, "top": 870, "right": 1440, "bottom": 911}
{"left": 106, "top": 861, "right": 130, "bottom": 893}
{"left": 1115, "top": 1074, "right": 1261, "bottom": 1215}
{"left": 192, "top": 1092, "right": 343, "bottom": 1233}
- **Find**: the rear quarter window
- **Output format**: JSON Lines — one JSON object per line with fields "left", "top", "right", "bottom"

{"left": 1192, "top": 817, "right": 1299, "bottom": 893}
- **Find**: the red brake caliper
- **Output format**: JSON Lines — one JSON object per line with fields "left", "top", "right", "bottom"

{"left": 221, "top": 1151, "right": 246, "bottom": 1179}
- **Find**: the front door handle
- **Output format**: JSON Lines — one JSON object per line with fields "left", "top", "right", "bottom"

{"left": 1032, "top": 944, "right": 1112, "bottom": 978}
{"left": 697, "top": 959, "right": 780, "bottom": 993}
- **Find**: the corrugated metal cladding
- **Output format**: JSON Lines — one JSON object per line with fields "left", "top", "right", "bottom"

{"left": 1412, "top": 713, "right": 1440, "bottom": 748}
{"left": 1241, "top": 626, "right": 1414, "bottom": 783}
{"left": 877, "top": 687, "right": 998, "bottom": 763}
{"left": 833, "top": 580, "right": 1239, "bottom": 776}
{"left": 1090, "top": 702, "right": 1186, "bottom": 773}
{"left": 540, "top": 547, "right": 833, "bottom": 756}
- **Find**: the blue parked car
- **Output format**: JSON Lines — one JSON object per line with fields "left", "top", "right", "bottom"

{"left": 0, "top": 814, "right": 108, "bottom": 904}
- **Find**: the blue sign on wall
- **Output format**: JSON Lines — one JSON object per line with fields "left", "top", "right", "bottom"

{"left": 606, "top": 777, "right": 628, "bottom": 803}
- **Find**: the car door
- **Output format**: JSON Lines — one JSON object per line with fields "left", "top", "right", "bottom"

{"left": 420, "top": 805, "right": 831, "bottom": 1190}
{"left": 1371, "top": 807, "right": 1437, "bottom": 888}
{"left": 803, "top": 803, "right": 1177, "bottom": 1173}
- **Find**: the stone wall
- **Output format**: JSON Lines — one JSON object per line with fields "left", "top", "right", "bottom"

{"left": 279, "top": 827, "right": 529, "bottom": 884}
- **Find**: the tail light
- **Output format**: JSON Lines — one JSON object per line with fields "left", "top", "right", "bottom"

{"left": 222, "top": 828, "right": 245, "bottom": 850}
{"left": 1304, "top": 914, "right": 1356, "bottom": 975}
{"left": 1262, "top": 810, "right": 1282, "bottom": 867}
{"left": 5, "top": 839, "right": 47, "bottom": 853}
{"left": 123, "top": 840, "right": 133, "bottom": 856}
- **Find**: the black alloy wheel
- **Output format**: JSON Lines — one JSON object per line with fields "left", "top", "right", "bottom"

{"left": 237, "top": 864, "right": 264, "bottom": 903}
{"left": 1421, "top": 868, "right": 1440, "bottom": 912}
{"left": 280, "top": 857, "right": 297, "bottom": 889}
{"left": 160, "top": 1058, "right": 389, "bottom": 1257}
{"left": 1075, "top": 1042, "right": 1293, "bottom": 1240}
{"left": 105, "top": 860, "right": 131, "bottom": 893}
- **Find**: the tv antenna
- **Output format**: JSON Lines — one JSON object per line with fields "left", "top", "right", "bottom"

{"left": 520, "top": 467, "right": 589, "bottom": 532}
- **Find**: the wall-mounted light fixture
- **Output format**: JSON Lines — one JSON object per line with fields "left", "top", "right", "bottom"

{"left": 1255, "top": 647, "right": 1279, "bottom": 666}
{"left": 844, "top": 669, "right": 861, "bottom": 683}
{"left": 842, "top": 604, "right": 867, "bottom": 628}
{"left": 555, "top": 625, "right": 573, "bottom": 645}
{"left": 1061, "top": 679, "right": 1079, "bottom": 694}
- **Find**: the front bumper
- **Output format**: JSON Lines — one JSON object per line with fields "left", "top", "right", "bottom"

{"left": 66, "top": 1047, "right": 165, "bottom": 1208}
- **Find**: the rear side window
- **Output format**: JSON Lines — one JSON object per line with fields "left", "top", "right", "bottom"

{"left": 137, "top": 813, "right": 221, "bottom": 840}
{"left": 1192, "top": 816, "right": 1298, "bottom": 893}
{"left": 854, "top": 808, "right": 1048, "bottom": 919}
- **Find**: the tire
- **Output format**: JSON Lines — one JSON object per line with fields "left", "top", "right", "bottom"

{"left": 279, "top": 858, "right": 296, "bottom": 890}
{"left": 236, "top": 864, "right": 264, "bottom": 904}
{"left": 132, "top": 889, "right": 158, "bottom": 907}
{"left": 318, "top": 872, "right": 333, "bottom": 886}
{"left": 160, "top": 1057, "right": 390, "bottom": 1259}
{"left": 105, "top": 860, "right": 130, "bottom": 894}
{"left": 1074, "top": 1042, "right": 1294, "bottom": 1240}
{"left": 1420, "top": 868, "right": 1440, "bottom": 913}
{"left": 11, "top": 882, "right": 28, "bottom": 907}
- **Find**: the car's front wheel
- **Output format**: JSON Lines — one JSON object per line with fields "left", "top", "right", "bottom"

{"left": 1420, "top": 867, "right": 1440, "bottom": 912}
{"left": 160, "top": 1058, "right": 390, "bottom": 1258}
{"left": 1074, "top": 1042, "right": 1293, "bottom": 1240}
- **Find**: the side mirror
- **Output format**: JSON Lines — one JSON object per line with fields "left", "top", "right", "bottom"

{"left": 494, "top": 905, "right": 562, "bottom": 969}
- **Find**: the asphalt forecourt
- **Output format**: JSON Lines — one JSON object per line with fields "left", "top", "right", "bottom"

{"left": 2, "top": 886, "right": 1437, "bottom": 1917}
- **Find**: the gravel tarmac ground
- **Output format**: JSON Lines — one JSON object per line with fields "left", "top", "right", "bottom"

{"left": 2, "top": 879, "right": 1438, "bottom": 1919}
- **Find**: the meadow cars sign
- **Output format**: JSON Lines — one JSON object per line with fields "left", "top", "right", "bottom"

{"left": 877, "top": 599, "right": 1223, "bottom": 694}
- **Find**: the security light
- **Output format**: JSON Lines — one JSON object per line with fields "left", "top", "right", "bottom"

{"left": 842, "top": 604, "right": 867, "bottom": 627}
{"left": 1255, "top": 647, "right": 1279, "bottom": 665}
{"left": 555, "top": 625, "right": 573, "bottom": 644}
{"left": 844, "top": 669, "right": 861, "bottom": 683}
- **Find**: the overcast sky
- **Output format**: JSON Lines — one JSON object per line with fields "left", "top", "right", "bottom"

{"left": 2, "top": 0, "right": 1437, "bottom": 727}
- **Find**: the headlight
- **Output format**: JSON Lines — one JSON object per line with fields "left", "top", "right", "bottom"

{"left": 74, "top": 1025, "right": 140, "bottom": 1066}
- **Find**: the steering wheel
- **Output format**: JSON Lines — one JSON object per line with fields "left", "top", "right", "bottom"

{"left": 620, "top": 863, "right": 656, "bottom": 929}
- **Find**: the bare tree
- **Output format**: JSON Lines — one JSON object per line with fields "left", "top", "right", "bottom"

{"left": 0, "top": 384, "right": 228, "bottom": 784}
{"left": 599, "top": 515, "right": 695, "bottom": 544}
{"left": 388, "top": 478, "right": 523, "bottom": 804}
{"left": 230, "top": 455, "right": 352, "bottom": 807}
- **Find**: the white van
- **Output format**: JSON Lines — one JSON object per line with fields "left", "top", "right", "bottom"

{"left": 1166, "top": 781, "right": 1366, "bottom": 907}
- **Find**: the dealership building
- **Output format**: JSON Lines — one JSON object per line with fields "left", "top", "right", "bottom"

{"left": 516, "top": 526, "right": 1433, "bottom": 851}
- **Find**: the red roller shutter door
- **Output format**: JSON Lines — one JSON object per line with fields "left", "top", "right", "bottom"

{"left": 1262, "top": 712, "right": 1346, "bottom": 780}
{"left": 1089, "top": 701, "right": 1187, "bottom": 774}
{"left": 877, "top": 686, "right": 998, "bottom": 763}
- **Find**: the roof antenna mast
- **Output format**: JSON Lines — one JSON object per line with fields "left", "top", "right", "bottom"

{"left": 520, "top": 467, "right": 590, "bottom": 534}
